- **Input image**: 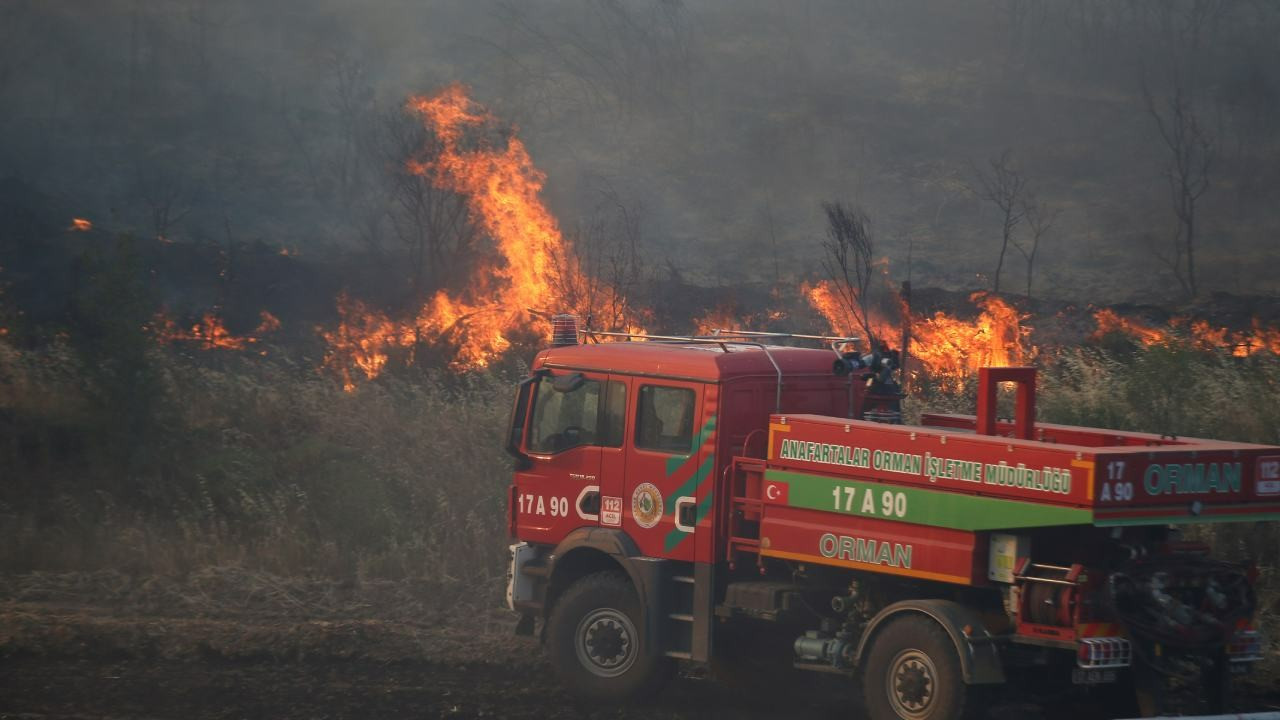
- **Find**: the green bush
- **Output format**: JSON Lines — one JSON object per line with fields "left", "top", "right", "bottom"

{"left": 1029, "top": 345, "right": 1279, "bottom": 567}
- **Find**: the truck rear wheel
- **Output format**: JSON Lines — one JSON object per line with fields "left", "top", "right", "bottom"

{"left": 546, "top": 570, "right": 672, "bottom": 702}
{"left": 862, "top": 615, "right": 970, "bottom": 720}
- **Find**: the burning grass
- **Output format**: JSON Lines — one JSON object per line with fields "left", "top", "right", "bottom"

{"left": 1094, "top": 308, "right": 1280, "bottom": 357}
{"left": 806, "top": 280, "right": 1036, "bottom": 389}
{"left": 152, "top": 309, "right": 280, "bottom": 350}
{"left": 320, "top": 85, "right": 643, "bottom": 387}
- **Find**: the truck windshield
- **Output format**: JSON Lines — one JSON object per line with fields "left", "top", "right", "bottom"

{"left": 528, "top": 376, "right": 602, "bottom": 453}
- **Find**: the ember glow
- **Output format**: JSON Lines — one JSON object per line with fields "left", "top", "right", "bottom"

{"left": 69, "top": 218, "right": 92, "bottom": 232}
{"left": 154, "top": 310, "right": 280, "bottom": 350}
{"left": 321, "top": 85, "right": 640, "bottom": 387}
{"left": 807, "top": 281, "right": 1033, "bottom": 388}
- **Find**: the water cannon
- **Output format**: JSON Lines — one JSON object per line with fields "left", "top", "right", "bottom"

{"left": 832, "top": 352, "right": 867, "bottom": 376}
{"left": 833, "top": 345, "right": 898, "bottom": 379}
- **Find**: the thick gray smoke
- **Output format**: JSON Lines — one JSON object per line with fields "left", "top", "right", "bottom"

{"left": 2, "top": 0, "right": 1278, "bottom": 301}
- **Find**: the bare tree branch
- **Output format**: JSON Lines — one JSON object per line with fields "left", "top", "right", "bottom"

{"left": 820, "top": 201, "right": 878, "bottom": 350}
{"left": 1012, "top": 195, "right": 1058, "bottom": 300}
{"left": 972, "top": 149, "right": 1026, "bottom": 294}
{"left": 1141, "top": 71, "right": 1214, "bottom": 298}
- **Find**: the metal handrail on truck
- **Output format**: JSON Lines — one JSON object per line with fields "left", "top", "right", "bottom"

{"left": 579, "top": 328, "right": 860, "bottom": 412}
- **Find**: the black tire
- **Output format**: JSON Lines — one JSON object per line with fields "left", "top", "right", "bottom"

{"left": 862, "top": 615, "right": 971, "bottom": 720}
{"left": 546, "top": 570, "right": 673, "bottom": 702}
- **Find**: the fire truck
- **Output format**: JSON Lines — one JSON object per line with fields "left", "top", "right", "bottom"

{"left": 504, "top": 320, "right": 1276, "bottom": 719}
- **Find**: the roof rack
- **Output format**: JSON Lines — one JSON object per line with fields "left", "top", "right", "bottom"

{"left": 577, "top": 328, "right": 861, "bottom": 412}
{"left": 706, "top": 329, "right": 862, "bottom": 352}
{"left": 580, "top": 328, "right": 859, "bottom": 352}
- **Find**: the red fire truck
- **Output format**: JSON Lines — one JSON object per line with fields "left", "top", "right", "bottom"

{"left": 504, "top": 323, "right": 1276, "bottom": 719}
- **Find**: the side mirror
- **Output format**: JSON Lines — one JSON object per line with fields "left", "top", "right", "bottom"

{"left": 552, "top": 372, "right": 585, "bottom": 393}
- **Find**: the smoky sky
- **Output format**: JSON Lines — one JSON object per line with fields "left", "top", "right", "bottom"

{"left": 2, "top": 0, "right": 1278, "bottom": 302}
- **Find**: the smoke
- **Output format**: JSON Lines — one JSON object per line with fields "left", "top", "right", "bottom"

{"left": 1, "top": 1, "right": 1279, "bottom": 301}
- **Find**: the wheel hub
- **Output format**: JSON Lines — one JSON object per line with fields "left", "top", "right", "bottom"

{"left": 888, "top": 649, "right": 937, "bottom": 719}
{"left": 576, "top": 608, "right": 636, "bottom": 678}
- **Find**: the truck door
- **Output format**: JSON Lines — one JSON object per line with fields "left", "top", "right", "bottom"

{"left": 622, "top": 380, "right": 709, "bottom": 562}
{"left": 514, "top": 370, "right": 626, "bottom": 545}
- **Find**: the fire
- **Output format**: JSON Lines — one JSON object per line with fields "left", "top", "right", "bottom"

{"left": 804, "top": 280, "right": 898, "bottom": 347}
{"left": 321, "top": 85, "right": 639, "bottom": 386}
{"left": 693, "top": 306, "right": 740, "bottom": 336}
{"left": 1091, "top": 311, "right": 1280, "bottom": 356}
{"left": 254, "top": 310, "right": 281, "bottom": 334}
{"left": 1090, "top": 309, "right": 1170, "bottom": 345}
{"left": 1187, "top": 318, "right": 1280, "bottom": 356}
{"left": 908, "top": 293, "right": 1035, "bottom": 386}
{"left": 154, "top": 310, "right": 280, "bottom": 350}
{"left": 692, "top": 305, "right": 785, "bottom": 336}
{"left": 807, "top": 282, "right": 1033, "bottom": 388}
{"left": 1241, "top": 321, "right": 1280, "bottom": 356}
{"left": 69, "top": 218, "right": 92, "bottom": 232}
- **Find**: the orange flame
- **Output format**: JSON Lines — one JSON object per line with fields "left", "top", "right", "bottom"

{"left": 807, "top": 281, "right": 1033, "bottom": 388}
{"left": 254, "top": 310, "right": 281, "bottom": 335}
{"left": 69, "top": 218, "right": 92, "bottom": 232}
{"left": 693, "top": 306, "right": 740, "bottom": 336}
{"left": 1090, "top": 309, "right": 1171, "bottom": 345}
{"left": 691, "top": 305, "right": 785, "bottom": 336}
{"left": 321, "top": 85, "right": 639, "bottom": 386}
{"left": 1095, "top": 310, "right": 1280, "bottom": 357}
{"left": 1187, "top": 317, "right": 1280, "bottom": 356}
{"left": 154, "top": 310, "right": 280, "bottom": 350}
{"left": 909, "top": 293, "right": 1034, "bottom": 386}
{"left": 803, "top": 280, "right": 898, "bottom": 346}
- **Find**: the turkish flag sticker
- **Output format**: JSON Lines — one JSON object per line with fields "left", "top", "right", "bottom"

{"left": 763, "top": 481, "right": 790, "bottom": 504}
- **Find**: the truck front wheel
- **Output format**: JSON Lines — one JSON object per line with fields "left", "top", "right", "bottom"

{"left": 862, "top": 615, "right": 971, "bottom": 720}
{"left": 546, "top": 570, "right": 672, "bottom": 702}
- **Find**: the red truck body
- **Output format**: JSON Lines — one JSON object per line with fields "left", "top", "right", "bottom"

{"left": 504, "top": 332, "right": 1276, "bottom": 719}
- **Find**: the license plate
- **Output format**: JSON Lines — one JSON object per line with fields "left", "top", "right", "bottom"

{"left": 1072, "top": 668, "right": 1118, "bottom": 684}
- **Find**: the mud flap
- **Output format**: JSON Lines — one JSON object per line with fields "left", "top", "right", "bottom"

{"left": 515, "top": 613, "right": 535, "bottom": 636}
{"left": 628, "top": 557, "right": 668, "bottom": 660}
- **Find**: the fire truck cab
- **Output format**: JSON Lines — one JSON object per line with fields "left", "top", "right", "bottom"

{"left": 504, "top": 326, "right": 1274, "bottom": 719}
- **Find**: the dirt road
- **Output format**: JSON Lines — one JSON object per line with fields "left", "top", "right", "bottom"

{"left": 1, "top": 572, "right": 1276, "bottom": 719}
{"left": 0, "top": 598, "right": 849, "bottom": 720}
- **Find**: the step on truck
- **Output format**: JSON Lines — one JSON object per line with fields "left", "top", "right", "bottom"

{"left": 504, "top": 319, "right": 1277, "bottom": 719}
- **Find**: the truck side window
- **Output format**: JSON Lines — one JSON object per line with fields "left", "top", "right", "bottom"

{"left": 635, "top": 385, "right": 695, "bottom": 453}
{"left": 528, "top": 377, "right": 601, "bottom": 453}
{"left": 600, "top": 381, "right": 627, "bottom": 448}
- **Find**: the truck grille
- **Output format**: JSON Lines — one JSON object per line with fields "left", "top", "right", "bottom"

{"left": 1227, "top": 629, "right": 1264, "bottom": 663}
{"left": 1077, "top": 637, "right": 1132, "bottom": 669}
